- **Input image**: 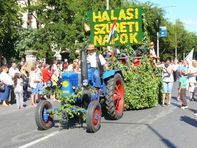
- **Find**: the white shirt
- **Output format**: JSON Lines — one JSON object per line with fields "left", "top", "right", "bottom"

{"left": 29, "top": 71, "right": 38, "bottom": 88}
{"left": 0, "top": 72, "right": 13, "bottom": 85}
{"left": 159, "top": 64, "right": 174, "bottom": 82}
{"left": 9, "top": 67, "right": 20, "bottom": 78}
{"left": 188, "top": 65, "right": 197, "bottom": 83}
{"left": 150, "top": 48, "right": 157, "bottom": 58}
{"left": 87, "top": 52, "right": 106, "bottom": 68}
{"left": 14, "top": 78, "right": 23, "bottom": 92}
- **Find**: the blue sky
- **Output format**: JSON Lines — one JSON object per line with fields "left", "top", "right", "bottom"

{"left": 138, "top": 0, "right": 197, "bottom": 33}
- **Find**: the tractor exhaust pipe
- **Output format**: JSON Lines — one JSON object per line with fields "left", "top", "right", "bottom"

{"left": 80, "top": 42, "right": 88, "bottom": 85}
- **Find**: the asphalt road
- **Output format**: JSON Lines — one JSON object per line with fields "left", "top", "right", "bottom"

{"left": 0, "top": 82, "right": 196, "bottom": 148}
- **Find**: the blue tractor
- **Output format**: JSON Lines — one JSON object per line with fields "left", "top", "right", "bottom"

{"left": 35, "top": 47, "right": 125, "bottom": 133}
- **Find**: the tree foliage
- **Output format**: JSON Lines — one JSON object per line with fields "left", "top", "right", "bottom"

{"left": 1, "top": 0, "right": 197, "bottom": 61}
{"left": 0, "top": 0, "right": 21, "bottom": 62}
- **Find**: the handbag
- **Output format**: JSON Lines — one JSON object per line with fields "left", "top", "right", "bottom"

{"left": 0, "top": 81, "right": 5, "bottom": 92}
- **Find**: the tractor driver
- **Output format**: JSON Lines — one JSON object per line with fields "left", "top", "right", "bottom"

{"left": 87, "top": 44, "right": 108, "bottom": 89}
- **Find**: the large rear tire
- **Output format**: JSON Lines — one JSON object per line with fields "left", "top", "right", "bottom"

{"left": 86, "top": 101, "right": 102, "bottom": 133}
{"left": 105, "top": 73, "right": 124, "bottom": 120}
{"left": 35, "top": 100, "right": 54, "bottom": 130}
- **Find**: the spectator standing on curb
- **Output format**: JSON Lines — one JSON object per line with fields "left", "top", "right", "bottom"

{"left": 177, "top": 60, "right": 189, "bottom": 100}
{"left": 13, "top": 73, "right": 24, "bottom": 109}
{"left": 9, "top": 63, "right": 20, "bottom": 78}
{"left": 20, "top": 64, "right": 29, "bottom": 101}
{"left": 8, "top": 62, "right": 20, "bottom": 103}
{"left": 29, "top": 66, "right": 41, "bottom": 107}
{"left": 0, "top": 65, "right": 13, "bottom": 106}
{"left": 51, "top": 70, "right": 59, "bottom": 101}
{"left": 187, "top": 60, "right": 197, "bottom": 101}
{"left": 179, "top": 71, "right": 188, "bottom": 109}
{"left": 42, "top": 64, "right": 51, "bottom": 87}
{"left": 156, "top": 58, "right": 174, "bottom": 106}
{"left": 36, "top": 63, "right": 43, "bottom": 101}
{"left": 173, "top": 59, "right": 179, "bottom": 81}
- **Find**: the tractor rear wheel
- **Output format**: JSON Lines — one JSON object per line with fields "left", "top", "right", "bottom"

{"left": 106, "top": 73, "right": 124, "bottom": 120}
{"left": 86, "top": 101, "right": 102, "bottom": 133}
{"left": 35, "top": 100, "right": 54, "bottom": 130}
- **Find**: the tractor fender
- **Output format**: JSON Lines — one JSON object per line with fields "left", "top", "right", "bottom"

{"left": 103, "top": 70, "right": 123, "bottom": 79}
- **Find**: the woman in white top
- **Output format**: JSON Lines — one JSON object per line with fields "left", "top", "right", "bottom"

{"left": 157, "top": 58, "right": 174, "bottom": 106}
{"left": 188, "top": 60, "right": 197, "bottom": 101}
{"left": 0, "top": 65, "right": 13, "bottom": 106}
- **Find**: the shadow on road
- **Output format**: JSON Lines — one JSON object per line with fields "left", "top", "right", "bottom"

{"left": 188, "top": 108, "right": 197, "bottom": 114}
{"left": 180, "top": 116, "right": 197, "bottom": 128}
{"left": 102, "top": 121, "right": 177, "bottom": 148}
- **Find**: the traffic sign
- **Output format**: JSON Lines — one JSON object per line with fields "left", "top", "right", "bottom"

{"left": 160, "top": 26, "right": 167, "bottom": 37}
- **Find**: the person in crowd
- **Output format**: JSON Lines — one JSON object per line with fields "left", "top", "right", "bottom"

{"left": 29, "top": 66, "right": 42, "bottom": 107}
{"left": 36, "top": 63, "right": 43, "bottom": 101}
{"left": 42, "top": 64, "right": 52, "bottom": 87}
{"left": 56, "top": 62, "right": 62, "bottom": 78}
{"left": 20, "top": 63, "right": 29, "bottom": 101}
{"left": 133, "top": 46, "right": 145, "bottom": 66}
{"left": 187, "top": 60, "right": 197, "bottom": 101}
{"left": 51, "top": 70, "right": 59, "bottom": 101}
{"left": 9, "top": 62, "right": 20, "bottom": 78}
{"left": 62, "top": 59, "right": 69, "bottom": 72}
{"left": 19, "top": 58, "right": 26, "bottom": 70}
{"left": 87, "top": 44, "right": 108, "bottom": 90}
{"left": 73, "top": 59, "right": 80, "bottom": 72}
{"left": 13, "top": 73, "right": 24, "bottom": 109}
{"left": 0, "top": 65, "right": 13, "bottom": 106}
{"left": 157, "top": 58, "right": 174, "bottom": 106}
{"left": 179, "top": 70, "right": 188, "bottom": 109}
{"left": 177, "top": 60, "right": 189, "bottom": 100}
{"left": 173, "top": 59, "right": 179, "bottom": 81}
{"left": 149, "top": 42, "right": 157, "bottom": 60}
{"left": 51, "top": 60, "right": 58, "bottom": 72}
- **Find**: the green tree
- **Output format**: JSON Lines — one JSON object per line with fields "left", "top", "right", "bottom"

{"left": 0, "top": 0, "right": 21, "bottom": 62}
{"left": 15, "top": 0, "right": 124, "bottom": 60}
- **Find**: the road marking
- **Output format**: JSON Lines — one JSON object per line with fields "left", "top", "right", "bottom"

{"left": 19, "top": 131, "right": 59, "bottom": 148}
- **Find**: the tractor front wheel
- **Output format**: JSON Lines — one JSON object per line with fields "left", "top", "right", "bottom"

{"left": 86, "top": 101, "right": 102, "bottom": 133}
{"left": 35, "top": 100, "right": 54, "bottom": 130}
{"left": 106, "top": 73, "right": 124, "bottom": 120}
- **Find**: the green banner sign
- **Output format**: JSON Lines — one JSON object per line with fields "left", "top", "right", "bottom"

{"left": 86, "top": 7, "right": 144, "bottom": 47}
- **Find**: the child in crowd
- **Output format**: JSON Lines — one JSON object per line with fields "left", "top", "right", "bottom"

{"left": 29, "top": 66, "right": 41, "bottom": 107}
{"left": 179, "top": 71, "right": 188, "bottom": 109}
{"left": 13, "top": 73, "right": 24, "bottom": 109}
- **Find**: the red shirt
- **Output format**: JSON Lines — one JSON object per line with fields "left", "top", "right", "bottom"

{"left": 42, "top": 68, "right": 51, "bottom": 83}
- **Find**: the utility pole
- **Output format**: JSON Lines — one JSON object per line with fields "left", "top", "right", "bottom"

{"left": 157, "top": 32, "right": 160, "bottom": 58}
{"left": 175, "top": 33, "right": 177, "bottom": 59}
{"left": 156, "top": 19, "right": 160, "bottom": 58}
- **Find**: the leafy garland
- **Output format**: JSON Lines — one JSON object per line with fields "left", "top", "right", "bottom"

{"left": 44, "top": 85, "right": 97, "bottom": 123}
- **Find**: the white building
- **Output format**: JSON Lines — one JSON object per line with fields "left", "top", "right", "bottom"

{"left": 17, "top": 0, "right": 37, "bottom": 29}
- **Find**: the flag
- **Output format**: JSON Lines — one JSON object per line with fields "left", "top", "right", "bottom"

{"left": 107, "top": 19, "right": 117, "bottom": 43}
{"left": 185, "top": 49, "right": 194, "bottom": 66}
{"left": 84, "top": 23, "right": 90, "bottom": 32}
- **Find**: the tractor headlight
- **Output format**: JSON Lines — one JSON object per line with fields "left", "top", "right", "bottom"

{"left": 82, "top": 79, "right": 88, "bottom": 86}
